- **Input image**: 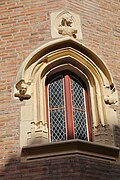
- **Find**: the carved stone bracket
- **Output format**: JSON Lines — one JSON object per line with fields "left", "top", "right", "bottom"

{"left": 104, "top": 83, "right": 118, "bottom": 105}
{"left": 14, "top": 80, "right": 31, "bottom": 101}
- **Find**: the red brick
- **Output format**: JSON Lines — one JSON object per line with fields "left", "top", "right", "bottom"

{"left": 0, "top": 0, "right": 120, "bottom": 179}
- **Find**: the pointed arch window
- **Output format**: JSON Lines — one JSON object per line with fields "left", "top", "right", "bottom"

{"left": 46, "top": 72, "right": 91, "bottom": 142}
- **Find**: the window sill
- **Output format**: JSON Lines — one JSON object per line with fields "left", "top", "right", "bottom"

{"left": 21, "top": 139, "right": 120, "bottom": 163}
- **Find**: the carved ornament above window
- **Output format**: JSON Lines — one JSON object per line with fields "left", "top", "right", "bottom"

{"left": 51, "top": 11, "right": 82, "bottom": 39}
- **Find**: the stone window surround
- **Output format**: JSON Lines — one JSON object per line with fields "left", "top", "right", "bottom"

{"left": 14, "top": 37, "right": 119, "bottom": 149}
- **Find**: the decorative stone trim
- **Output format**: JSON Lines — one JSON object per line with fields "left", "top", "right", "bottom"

{"left": 14, "top": 38, "right": 119, "bottom": 148}
{"left": 21, "top": 139, "right": 120, "bottom": 163}
{"left": 27, "top": 122, "right": 48, "bottom": 145}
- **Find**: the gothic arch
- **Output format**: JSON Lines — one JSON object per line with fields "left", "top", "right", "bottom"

{"left": 14, "top": 37, "right": 118, "bottom": 147}
{"left": 16, "top": 37, "right": 112, "bottom": 84}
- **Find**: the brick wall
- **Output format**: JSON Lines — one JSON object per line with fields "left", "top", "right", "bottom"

{"left": 0, "top": 0, "right": 120, "bottom": 179}
{"left": 1, "top": 156, "right": 120, "bottom": 180}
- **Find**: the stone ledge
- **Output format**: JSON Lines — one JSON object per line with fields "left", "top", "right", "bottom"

{"left": 21, "top": 139, "right": 120, "bottom": 163}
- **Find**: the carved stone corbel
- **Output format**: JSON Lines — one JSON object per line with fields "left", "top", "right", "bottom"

{"left": 14, "top": 80, "right": 31, "bottom": 101}
{"left": 104, "top": 83, "right": 118, "bottom": 105}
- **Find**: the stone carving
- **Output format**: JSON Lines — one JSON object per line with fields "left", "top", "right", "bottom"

{"left": 57, "top": 12, "right": 77, "bottom": 38}
{"left": 27, "top": 121, "right": 48, "bottom": 145}
{"left": 14, "top": 80, "right": 31, "bottom": 101}
{"left": 51, "top": 10, "right": 82, "bottom": 39}
{"left": 104, "top": 83, "right": 118, "bottom": 105}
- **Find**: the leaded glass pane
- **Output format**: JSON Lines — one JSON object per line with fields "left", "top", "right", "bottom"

{"left": 71, "top": 78, "right": 85, "bottom": 109}
{"left": 73, "top": 110, "right": 87, "bottom": 140}
{"left": 48, "top": 77, "right": 66, "bottom": 142}
{"left": 50, "top": 109, "right": 66, "bottom": 141}
{"left": 49, "top": 77, "right": 64, "bottom": 108}
{"left": 71, "top": 78, "right": 87, "bottom": 140}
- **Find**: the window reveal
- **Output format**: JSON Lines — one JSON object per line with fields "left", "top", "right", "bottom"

{"left": 46, "top": 73, "right": 91, "bottom": 142}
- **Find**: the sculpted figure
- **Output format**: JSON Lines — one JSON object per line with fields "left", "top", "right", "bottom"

{"left": 15, "top": 81, "right": 31, "bottom": 101}
{"left": 58, "top": 13, "right": 77, "bottom": 38}
{"left": 60, "top": 13, "right": 73, "bottom": 27}
{"left": 104, "top": 83, "right": 117, "bottom": 105}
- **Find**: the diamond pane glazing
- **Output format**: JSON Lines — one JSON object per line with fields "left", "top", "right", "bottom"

{"left": 73, "top": 110, "right": 87, "bottom": 140}
{"left": 48, "top": 77, "right": 66, "bottom": 142}
{"left": 49, "top": 77, "right": 64, "bottom": 108}
{"left": 71, "top": 77, "right": 87, "bottom": 140}
{"left": 71, "top": 78, "right": 85, "bottom": 109}
{"left": 50, "top": 109, "right": 66, "bottom": 142}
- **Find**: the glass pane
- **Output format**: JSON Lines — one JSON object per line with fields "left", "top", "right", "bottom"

{"left": 49, "top": 77, "right": 64, "bottom": 108}
{"left": 71, "top": 78, "right": 87, "bottom": 140}
{"left": 71, "top": 78, "right": 85, "bottom": 109}
{"left": 73, "top": 110, "right": 87, "bottom": 140}
{"left": 50, "top": 109, "right": 66, "bottom": 141}
{"left": 48, "top": 77, "right": 66, "bottom": 142}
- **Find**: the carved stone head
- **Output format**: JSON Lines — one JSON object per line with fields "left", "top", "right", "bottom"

{"left": 60, "top": 13, "right": 73, "bottom": 27}
{"left": 19, "top": 83, "right": 28, "bottom": 95}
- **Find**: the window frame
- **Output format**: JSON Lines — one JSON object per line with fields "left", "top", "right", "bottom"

{"left": 45, "top": 71, "right": 92, "bottom": 142}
